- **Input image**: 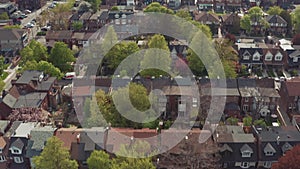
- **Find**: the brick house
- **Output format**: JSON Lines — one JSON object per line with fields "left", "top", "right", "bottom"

{"left": 15, "top": 0, "right": 46, "bottom": 11}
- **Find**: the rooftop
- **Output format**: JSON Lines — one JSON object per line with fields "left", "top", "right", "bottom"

{"left": 12, "top": 122, "right": 38, "bottom": 138}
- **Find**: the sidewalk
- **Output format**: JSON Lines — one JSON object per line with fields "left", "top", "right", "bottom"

{"left": 3, "top": 64, "right": 19, "bottom": 91}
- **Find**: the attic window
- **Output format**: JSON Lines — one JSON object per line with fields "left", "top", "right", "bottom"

{"left": 242, "top": 151, "right": 252, "bottom": 157}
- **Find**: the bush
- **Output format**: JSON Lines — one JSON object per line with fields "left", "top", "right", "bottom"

{"left": 36, "top": 31, "right": 46, "bottom": 36}
{"left": 164, "top": 120, "right": 173, "bottom": 129}
{"left": 0, "top": 72, "right": 8, "bottom": 80}
{"left": 290, "top": 70, "right": 298, "bottom": 77}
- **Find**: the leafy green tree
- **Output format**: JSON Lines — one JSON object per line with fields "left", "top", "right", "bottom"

{"left": 20, "top": 46, "right": 34, "bottom": 66}
{"left": 140, "top": 34, "right": 171, "bottom": 77}
{"left": 72, "top": 21, "right": 83, "bottom": 31}
{"left": 33, "top": 136, "right": 78, "bottom": 169}
{"left": 86, "top": 0, "right": 101, "bottom": 13}
{"left": 267, "top": 6, "right": 283, "bottom": 15}
{"left": 49, "top": 42, "right": 75, "bottom": 72}
{"left": 102, "top": 26, "right": 118, "bottom": 54}
{"left": 187, "top": 49, "right": 205, "bottom": 76}
{"left": 240, "top": 15, "right": 251, "bottom": 33}
{"left": 29, "top": 40, "right": 48, "bottom": 62}
{"left": 253, "top": 119, "right": 267, "bottom": 127}
{"left": 222, "top": 60, "right": 237, "bottom": 78}
{"left": 292, "top": 8, "right": 300, "bottom": 33}
{"left": 87, "top": 150, "right": 111, "bottom": 169}
{"left": 21, "top": 61, "right": 63, "bottom": 78}
{"left": 226, "top": 117, "right": 238, "bottom": 125}
{"left": 243, "top": 116, "right": 252, "bottom": 126}
{"left": 0, "top": 12, "right": 9, "bottom": 20}
{"left": 144, "top": 2, "right": 174, "bottom": 14}
{"left": 3, "top": 25, "right": 22, "bottom": 29}
{"left": 0, "top": 80, "right": 5, "bottom": 92}
{"left": 248, "top": 6, "right": 263, "bottom": 21}
{"left": 111, "top": 6, "right": 119, "bottom": 11}
{"left": 175, "top": 9, "right": 192, "bottom": 20}
{"left": 0, "top": 56, "right": 4, "bottom": 75}
{"left": 190, "top": 20, "right": 212, "bottom": 38}
{"left": 103, "top": 41, "right": 139, "bottom": 74}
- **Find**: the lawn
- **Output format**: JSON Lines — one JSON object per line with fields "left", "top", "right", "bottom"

{"left": 0, "top": 72, "right": 9, "bottom": 80}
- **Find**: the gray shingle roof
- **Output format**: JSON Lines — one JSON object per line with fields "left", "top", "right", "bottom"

{"left": 2, "top": 94, "right": 17, "bottom": 108}
{"left": 264, "top": 143, "right": 276, "bottom": 153}
{"left": 15, "top": 71, "right": 42, "bottom": 84}
{"left": 0, "top": 29, "right": 26, "bottom": 41}
{"left": 240, "top": 144, "right": 253, "bottom": 153}
{"left": 0, "top": 120, "right": 9, "bottom": 134}
{"left": 13, "top": 93, "right": 47, "bottom": 109}
{"left": 30, "top": 126, "right": 56, "bottom": 150}
{"left": 10, "top": 138, "right": 24, "bottom": 150}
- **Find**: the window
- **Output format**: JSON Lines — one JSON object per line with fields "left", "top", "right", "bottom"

{"left": 242, "top": 151, "right": 251, "bottom": 157}
{"left": 0, "top": 148, "right": 2, "bottom": 154}
{"left": 0, "top": 155, "right": 5, "bottom": 162}
{"left": 253, "top": 55, "right": 260, "bottom": 61}
{"left": 243, "top": 51, "right": 251, "bottom": 60}
{"left": 275, "top": 53, "right": 282, "bottom": 61}
{"left": 264, "top": 161, "right": 272, "bottom": 168}
{"left": 243, "top": 105, "right": 248, "bottom": 112}
{"left": 245, "top": 97, "right": 249, "bottom": 102}
{"left": 293, "top": 57, "right": 298, "bottom": 63}
{"left": 241, "top": 162, "right": 249, "bottom": 168}
{"left": 265, "top": 151, "right": 274, "bottom": 156}
{"left": 11, "top": 148, "right": 21, "bottom": 155}
{"left": 265, "top": 51, "right": 273, "bottom": 61}
{"left": 14, "top": 157, "right": 23, "bottom": 164}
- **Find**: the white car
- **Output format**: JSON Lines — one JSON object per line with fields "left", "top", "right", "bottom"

{"left": 24, "top": 10, "right": 31, "bottom": 14}
{"left": 26, "top": 22, "right": 34, "bottom": 28}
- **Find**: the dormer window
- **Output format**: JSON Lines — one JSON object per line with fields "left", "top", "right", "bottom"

{"left": 293, "top": 57, "right": 298, "bottom": 63}
{"left": 253, "top": 51, "right": 261, "bottom": 61}
{"left": 275, "top": 52, "right": 282, "bottom": 61}
{"left": 243, "top": 50, "right": 251, "bottom": 60}
{"left": 265, "top": 51, "right": 273, "bottom": 61}
{"left": 242, "top": 151, "right": 252, "bottom": 157}
{"left": 241, "top": 144, "right": 253, "bottom": 158}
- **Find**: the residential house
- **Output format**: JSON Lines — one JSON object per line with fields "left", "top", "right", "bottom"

{"left": 200, "top": 79, "right": 241, "bottom": 119}
{"left": 168, "top": 0, "right": 182, "bottom": 9}
{"left": 25, "top": 125, "right": 56, "bottom": 168}
{"left": 78, "top": 12, "right": 92, "bottom": 31}
{"left": 45, "top": 30, "right": 73, "bottom": 49}
{"left": 169, "top": 40, "right": 188, "bottom": 58}
{"left": 0, "top": 71, "right": 60, "bottom": 119}
{"left": 287, "top": 45, "right": 300, "bottom": 69}
{"left": 226, "top": 0, "right": 242, "bottom": 12}
{"left": 216, "top": 125, "right": 257, "bottom": 169}
{"left": 55, "top": 127, "right": 82, "bottom": 151}
{"left": 237, "top": 43, "right": 266, "bottom": 71}
{"left": 194, "top": 12, "right": 220, "bottom": 33}
{"left": 220, "top": 13, "right": 240, "bottom": 34}
{"left": 15, "top": 0, "right": 47, "bottom": 11}
{"left": 265, "top": 15, "right": 288, "bottom": 36}
{"left": 0, "top": 3, "right": 16, "bottom": 17}
{"left": 0, "top": 136, "right": 10, "bottom": 169}
{"left": 215, "top": 0, "right": 225, "bottom": 12}
{"left": 0, "top": 29, "right": 28, "bottom": 62}
{"left": 279, "top": 78, "right": 300, "bottom": 119}
{"left": 262, "top": 44, "right": 287, "bottom": 70}
{"left": 8, "top": 122, "right": 37, "bottom": 169}
{"left": 70, "top": 127, "right": 106, "bottom": 169}
{"left": 253, "top": 126, "right": 300, "bottom": 168}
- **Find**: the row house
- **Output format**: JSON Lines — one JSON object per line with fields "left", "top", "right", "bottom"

{"left": 237, "top": 43, "right": 266, "bottom": 71}
{"left": 262, "top": 44, "right": 287, "bottom": 70}
{"left": 197, "top": 0, "right": 241, "bottom": 12}
{"left": 0, "top": 71, "right": 60, "bottom": 119}
{"left": 45, "top": 30, "right": 73, "bottom": 49}
{"left": 279, "top": 78, "right": 300, "bottom": 119}
{"left": 194, "top": 12, "right": 220, "bottom": 33}
{"left": 265, "top": 15, "right": 288, "bottom": 37}
{"left": 0, "top": 29, "right": 28, "bottom": 62}
{"left": 220, "top": 13, "right": 240, "bottom": 34}
{"left": 216, "top": 125, "right": 257, "bottom": 169}
{"left": 286, "top": 45, "right": 300, "bottom": 69}
{"left": 253, "top": 126, "right": 300, "bottom": 169}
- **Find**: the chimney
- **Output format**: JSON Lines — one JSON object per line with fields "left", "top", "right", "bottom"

{"left": 76, "top": 134, "right": 80, "bottom": 144}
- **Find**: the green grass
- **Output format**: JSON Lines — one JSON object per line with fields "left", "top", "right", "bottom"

{"left": 0, "top": 72, "right": 9, "bottom": 80}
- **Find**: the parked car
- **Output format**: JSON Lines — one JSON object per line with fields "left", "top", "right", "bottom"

{"left": 26, "top": 22, "right": 34, "bottom": 28}
{"left": 24, "top": 9, "right": 31, "bottom": 14}
{"left": 48, "top": 3, "right": 56, "bottom": 8}
{"left": 63, "top": 72, "right": 76, "bottom": 80}
{"left": 41, "top": 26, "right": 51, "bottom": 31}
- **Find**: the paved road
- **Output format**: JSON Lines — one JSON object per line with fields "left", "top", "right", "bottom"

{"left": 3, "top": 65, "right": 19, "bottom": 91}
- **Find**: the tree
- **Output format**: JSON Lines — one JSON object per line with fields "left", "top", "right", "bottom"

{"left": 103, "top": 41, "right": 139, "bottom": 75}
{"left": 280, "top": 10, "right": 292, "bottom": 36}
{"left": 222, "top": 60, "right": 237, "bottom": 78}
{"left": 3, "top": 25, "right": 22, "bottom": 29}
{"left": 21, "top": 60, "right": 63, "bottom": 78}
{"left": 292, "top": 8, "right": 300, "bottom": 34}
{"left": 33, "top": 136, "right": 78, "bottom": 169}
{"left": 111, "top": 6, "right": 119, "bottom": 11}
{"left": 72, "top": 21, "right": 83, "bottom": 31}
{"left": 0, "top": 12, "right": 8, "bottom": 20}
{"left": 0, "top": 56, "right": 4, "bottom": 75}
{"left": 267, "top": 6, "right": 283, "bottom": 15}
{"left": 0, "top": 80, "right": 4, "bottom": 92}
{"left": 187, "top": 49, "right": 206, "bottom": 76}
{"left": 49, "top": 42, "right": 75, "bottom": 72}
{"left": 85, "top": 0, "right": 101, "bottom": 13}
{"left": 272, "top": 144, "right": 300, "bottom": 169}
{"left": 8, "top": 108, "right": 47, "bottom": 122}
{"left": 243, "top": 116, "right": 252, "bottom": 126}
{"left": 20, "top": 40, "right": 48, "bottom": 66}
{"left": 248, "top": 6, "right": 263, "bottom": 21}
{"left": 144, "top": 2, "right": 174, "bottom": 14}
{"left": 253, "top": 119, "right": 267, "bottom": 127}
{"left": 226, "top": 117, "right": 238, "bottom": 125}
{"left": 240, "top": 15, "right": 251, "bottom": 33}
{"left": 175, "top": 9, "right": 192, "bottom": 21}
{"left": 102, "top": 26, "right": 118, "bottom": 54}
{"left": 140, "top": 34, "right": 171, "bottom": 77}
{"left": 87, "top": 150, "right": 111, "bottom": 169}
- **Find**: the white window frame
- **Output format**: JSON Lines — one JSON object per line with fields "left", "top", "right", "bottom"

{"left": 0, "top": 155, "right": 5, "bottom": 162}
{"left": 265, "top": 51, "right": 273, "bottom": 61}
{"left": 263, "top": 161, "right": 272, "bottom": 168}
{"left": 10, "top": 147, "right": 21, "bottom": 155}
{"left": 243, "top": 105, "right": 249, "bottom": 112}
{"left": 241, "top": 162, "right": 250, "bottom": 168}
{"left": 293, "top": 57, "right": 298, "bottom": 63}
{"left": 242, "top": 151, "right": 251, "bottom": 158}
{"left": 14, "top": 157, "right": 23, "bottom": 164}
{"left": 265, "top": 151, "right": 274, "bottom": 156}
{"left": 243, "top": 51, "right": 251, "bottom": 60}
{"left": 253, "top": 51, "right": 261, "bottom": 61}
{"left": 275, "top": 53, "right": 282, "bottom": 61}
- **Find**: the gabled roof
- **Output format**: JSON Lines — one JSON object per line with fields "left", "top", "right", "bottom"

{"left": 240, "top": 144, "right": 253, "bottom": 153}
{"left": 13, "top": 92, "right": 47, "bottom": 109}
{"left": 0, "top": 29, "right": 26, "bottom": 41}
{"left": 55, "top": 127, "right": 82, "bottom": 150}
{"left": 45, "top": 30, "right": 73, "bottom": 40}
{"left": 16, "top": 71, "right": 43, "bottom": 84}
{"left": 29, "top": 126, "right": 56, "bottom": 150}
{"left": 10, "top": 138, "right": 24, "bottom": 150}
{"left": 283, "top": 80, "right": 300, "bottom": 96}
{"left": 281, "top": 142, "right": 293, "bottom": 153}
{"left": 2, "top": 94, "right": 17, "bottom": 108}
{"left": 194, "top": 12, "right": 220, "bottom": 24}
{"left": 264, "top": 143, "right": 276, "bottom": 153}
{"left": 0, "top": 120, "right": 9, "bottom": 134}
{"left": 266, "top": 15, "right": 287, "bottom": 25}
{"left": 289, "top": 50, "right": 300, "bottom": 58}
{"left": 13, "top": 122, "right": 37, "bottom": 138}
{"left": 220, "top": 143, "right": 233, "bottom": 152}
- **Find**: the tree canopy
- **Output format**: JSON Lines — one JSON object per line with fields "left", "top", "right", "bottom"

{"left": 21, "top": 60, "right": 63, "bottom": 78}
{"left": 85, "top": 0, "right": 101, "bottom": 13}
{"left": 33, "top": 136, "right": 78, "bottom": 169}
{"left": 240, "top": 15, "right": 251, "bottom": 33}
{"left": 49, "top": 42, "right": 75, "bottom": 72}
{"left": 267, "top": 6, "right": 283, "bottom": 15}
{"left": 20, "top": 40, "right": 48, "bottom": 66}
{"left": 292, "top": 8, "right": 300, "bottom": 33}
{"left": 175, "top": 9, "right": 192, "bottom": 20}
{"left": 272, "top": 144, "right": 300, "bottom": 169}
{"left": 87, "top": 150, "right": 111, "bottom": 169}
{"left": 72, "top": 21, "right": 83, "bottom": 31}
{"left": 0, "top": 12, "right": 8, "bottom": 20}
{"left": 144, "top": 2, "right": 174, "bottom": 14}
